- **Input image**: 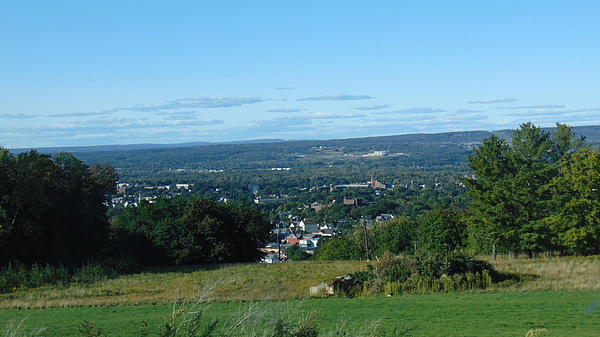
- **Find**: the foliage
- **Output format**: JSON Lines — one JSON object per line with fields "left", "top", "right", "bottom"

{"left": 316, "top": 211, "right": 469, "bottom": 262}
{"left": 0, "top": 260, "right": 139, "bottom": 294}
{"left": 286, "top": 244, "right": 311, "bottom": 261}
{"left": 313, "top": 236, "right": 362, "bottom": 260}
{"left": 349, "top": 251, "right": 497, "bottom": 296}
{"left": 271, "top": 310, "right": 320, "bottom": 337}
{"left": 417, "top": 208, "right": 468, "bottom": 253}
{"left": 547, "top": 147, "right": 600, "bottom": 254}
{"left": 463, "top": 123, "right": 591, "bottom": 256}
{"left": 77, "top": 321, "right": 105, "bottom": 337}
{"left": 156, "top": 308, "right": 217, "bottom": 337}
{"left": 0, "top": 149, "right": 117, "bottom": 267}
{"left": 370, "top": 217, "right": 418, "bottom": 257}
{"left": 114, "top": 198, "right": 272, "bottom": 265}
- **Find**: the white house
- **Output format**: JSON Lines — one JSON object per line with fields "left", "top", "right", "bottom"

{"left": 299, "top": 219, "right": 319, "bottom": 233}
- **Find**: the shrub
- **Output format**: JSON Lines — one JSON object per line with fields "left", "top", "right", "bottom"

{"left": 72, "top": 264, "right": 107, "bottom": 284}
{"left": 0, "top": 258, "right": 140, "bottom": 293}
{"left": 351, "top": 250, "right": 499, "bottom": 295}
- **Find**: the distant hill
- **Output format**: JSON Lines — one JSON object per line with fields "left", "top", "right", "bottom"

{"left": 9, "top": 125, "right": 600, "bottom": 181}
{"left": 10, "top": 139, "right": 286, "bottom": 154}
{"left": 12, "top": 125, "right": 600, "bottom": 155}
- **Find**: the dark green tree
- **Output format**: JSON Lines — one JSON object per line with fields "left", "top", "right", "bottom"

{"left": 313, "top": 236, "right": 362, "bottom": 260}
{"left": 115, "top": 197, "right": 271, "bottom": 265}
{"left": 547, "top": 147, "right": 600, "bottom": 254}
{"left": 418, "top": 208, "right": 468, "bottom": 253}
{"left": 113, "top": 197, "right": 187, "bottom": 265}
{"left": 0, "top": 149, "right": 117, "bottom": 266}
{"left": 464, "top": 123, "right": 586, "bottom": 256}
{"left": 371, "top": 217, "right": 418, "bottom": 256}
{"left": 285, "top": 244, "right": 311, "bottom": 261}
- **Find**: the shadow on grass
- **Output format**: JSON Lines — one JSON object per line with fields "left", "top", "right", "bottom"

{"left": 492, "top": 270, "right": 538, "bottom": 288}
{"left": 142, "top": 262, "right": 252, "bottom": 274}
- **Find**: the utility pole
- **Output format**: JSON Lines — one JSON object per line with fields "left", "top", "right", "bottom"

{"left": 363, "top": 218, "right": 370, "bottom": 261}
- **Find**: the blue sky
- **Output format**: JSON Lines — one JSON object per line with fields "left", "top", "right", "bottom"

{"left": 1, "top": 1, "right": 600, "bottom": 149}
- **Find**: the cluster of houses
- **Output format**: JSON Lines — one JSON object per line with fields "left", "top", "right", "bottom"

{"left": 261, "top": 219, "right": 342, "bottom": 263}
{"left": 110, "top": 182, "right": 194, "bottom": 207}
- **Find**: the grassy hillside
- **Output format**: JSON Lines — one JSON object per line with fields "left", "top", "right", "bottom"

{"left": 2, "top": 256, "right": 600, "bottom": 310}
{"left": 0, "top": 258, "right": 599, "bottom": 336}
{"left": 0, "top": 261, "right": 370, "bottom": 309}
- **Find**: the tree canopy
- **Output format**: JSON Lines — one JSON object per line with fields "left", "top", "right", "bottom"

{"left": 463, "top": 123, "right": 592, "bottom": 256}
{"left": 113, "top": 197, "right": 272, "bottom": 265}
{"left": 0, "top": 149, "right": 117, "bottom": 267}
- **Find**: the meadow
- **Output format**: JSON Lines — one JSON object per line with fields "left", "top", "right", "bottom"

{"left": 0, "top": 257, "right": 599, "bottom": 336}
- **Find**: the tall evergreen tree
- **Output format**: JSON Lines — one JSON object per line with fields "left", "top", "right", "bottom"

{"left": 463, "top": 134, "right": 519, "bottom": 254}
{"left": 547, "top": 148, "right": 600, "bottom": 254}
{"left": 464, "top": 123, "right": 586, "bottom": 256}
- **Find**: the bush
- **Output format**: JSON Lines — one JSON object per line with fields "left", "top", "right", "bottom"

{"left": 350, "top": 250, "right": 498, "bottom": 296}
{"left": 0, "top": 258, "right": 140, "bottom": 293}
{"left": 72, "top": 264, "right": 108, "bottom": 284}
{"left": 0, "top": 262, "right": 71, "bottom": 292}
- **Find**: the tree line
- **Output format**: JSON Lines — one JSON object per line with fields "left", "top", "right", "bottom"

{"left": 306, "top": 208, "right": 467, "bottom": 261}
{"left": 0, "top": 148, "right": 271, "bottom": 269}
{"left": 0, "top": 149, "right": 118, "bottom": 267}
{"left": 112, "top": 197, "right": 271, "bottom": 265}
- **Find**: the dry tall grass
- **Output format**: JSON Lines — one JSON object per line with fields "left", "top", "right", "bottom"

{"left": 2, "top": 256, "right": 600, "bottom": 310}
{"left": 488, "top": 255, "right": 600, "bottom": 291}
{"left": 0, "top": 261, "right": 370, "bottom": 309}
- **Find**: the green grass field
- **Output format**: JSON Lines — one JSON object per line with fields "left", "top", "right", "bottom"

{"left": 0, "top": 257, "right": 599, "bottom": 336}
{"left": 0, "top": 291, "right": 598, "bottom": 336}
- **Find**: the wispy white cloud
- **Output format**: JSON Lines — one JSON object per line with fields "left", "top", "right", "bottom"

{"left": 119, "top": 96, "right": 264, "bottom": 112}
{"left": 495, "top": 104, "right": 565, "bottom": 109}
{"left": 155, "top": 111, "right": 197, "bottom": 116}
{"left": 155, "top": 111, "right": 199, "bottom": 120}
{"left": 14, "top": 117, "right": 224, "bottom": 135}
{"left": 0, "top": 113, "right": 36, "bottom": 119}
{"left": 371, "top": 107, "right": 446, "bottom": 115}
{"left": 297, "top": 94, "right": 374, "bottom": 101}
{"left": 355, "top": 114, "right": 491, "bottom": 135}
{"left": 266, "top": 108, "right": 303, "bottom": 113}
{"left": 369, "top": 115, "right": 438, "bottom": 123}
{"left": 164, "top": 115, "right": 200, "bottom": 121}
{"left": 309, "top": 113, "right": 365, "bottom": 119}
{"left": 467, "top": 98, "right": 518, "bottom": 104}
{"left": 228, "top": 113, "right": 366, "bottom": 139}
{"left": 500, "top": 107, "right": 600, "bottom": 117}
{"left": 354, "top": 104, "right": 391, "bottom": 110}
{"left": 47, "top": 112, "right": 112, "bottom": 117}
{"left": 502, "top": 108, "right": 600, "bottom": 116}
{"left": 247, "top": 113, "right": 364, "bottom": 128}
{"left": 247, "top": 116, "right": 314, "bottom": 130}
{"left": 454, "top": 109, "right": 485, "bottom": 114}
{"left": 167, "top": 119, "right": 224, "bottom": 126}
